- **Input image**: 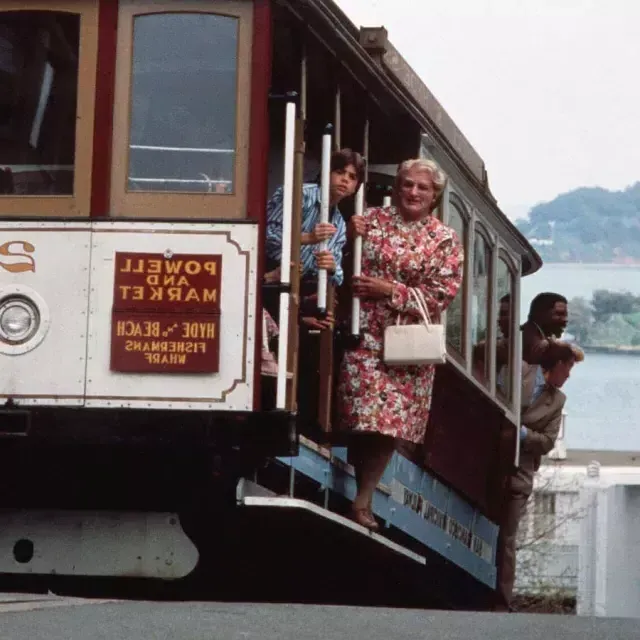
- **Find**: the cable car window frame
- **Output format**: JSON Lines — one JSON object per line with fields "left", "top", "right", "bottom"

{"left": 110, "top": 0, "right": 253, "bottom": 219}
{"left": 0, "top": 1, "right": 98, "bottom": 217}
{"left": 495, "top": 248, "right": 518, "bottom": 408}
{"left": 470, "top": 219, "right": 493, "bottom": 388}
{"left": 445, "top": 190, "right": 469, "bottom": 362}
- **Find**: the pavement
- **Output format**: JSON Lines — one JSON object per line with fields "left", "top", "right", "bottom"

{"left": 0, "top": 596, "right": 638, "bottom": 640}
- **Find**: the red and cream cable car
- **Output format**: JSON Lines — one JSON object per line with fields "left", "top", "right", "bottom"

{"left": 0, "top": 0, "right": 541, "bottom": 609}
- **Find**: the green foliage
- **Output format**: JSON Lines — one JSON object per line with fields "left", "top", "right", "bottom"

{"left": 566, "top": 290, "right": 640, "bottom": 348}
{"left": 515, "top": 182, "right": 640, "bottom": 262}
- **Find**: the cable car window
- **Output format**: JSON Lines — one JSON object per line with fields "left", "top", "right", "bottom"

{"left": 0, "top": 11, "right": 79, "bottom": 196}
{"left": 471, "top": 230, "right": 491, "bottom": 386}
{"left": 127, "top": 13, "right": 238, "bottom": 194}
{"left": 446, "top": 202, "right": 466, "bottom": 355}
{"left": 496, "top": 256, "right": 514, "bottom": 404}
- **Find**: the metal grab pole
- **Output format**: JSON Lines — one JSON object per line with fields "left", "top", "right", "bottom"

{"left": 317, "top": 124, "right": 333, "bottom": 315}
{"left": 351, "top": 185, "right": 364, "bottom": 337}
{"left": 276, "top": 98, "right": 297, "bottom": 410}
{"left": 382, "top": 194, "right": 392, "bottom": 208}
{"left": 351, "top": 118, "right": 369, "bottom": 339}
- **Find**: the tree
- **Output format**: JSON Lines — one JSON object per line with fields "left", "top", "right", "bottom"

{"left": 513, "top": 463, "right": 586, "bottom": 614}
{"left": 591, "top": 290, "right": 640, "bottom": 322}
{"left": 566, "top": 296, "right": 592, "bottom": 343}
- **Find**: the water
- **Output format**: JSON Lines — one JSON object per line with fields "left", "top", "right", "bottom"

{"left": 520, "top": 263, "right": 640, "bottom": 452}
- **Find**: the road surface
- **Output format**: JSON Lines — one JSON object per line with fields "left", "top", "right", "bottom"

{"left": 0, "top": 594, "right": 637, "bottom": 639}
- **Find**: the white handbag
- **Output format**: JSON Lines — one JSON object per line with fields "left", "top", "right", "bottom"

{"left": 383, "top": 288, "right": 446, "bottom": 366}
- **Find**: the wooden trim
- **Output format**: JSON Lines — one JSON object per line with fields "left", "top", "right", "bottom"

{"left": 110, "top": 0, "right": 253, "bottom": 219}
{"left": 90, "top": 0, "right": 119, "bottom": 217}
{"left": 0, "top": 1, "right": 99, "bottom": 217}
{"left": 248, "top": 0, "right": 272, "bottom": 409}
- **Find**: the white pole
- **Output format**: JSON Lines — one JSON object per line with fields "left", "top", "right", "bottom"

{"left": 382, "top": 195, "right": 392, "bottom": 207}
{"left": 351, "top": 118, "right": 369, "bottom": 338}
{"left": 351, "top": 186, "right": 364, "bottom": 337}
{"left": 276, "top": 99, "right": 297, "bottom": 410}
{"left": 317, "top": 124, "right": 332, "bottom": 314}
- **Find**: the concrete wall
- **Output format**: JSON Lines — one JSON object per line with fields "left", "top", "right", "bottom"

{"left": 578, "top": 483, "right": 640, "bottom": 617}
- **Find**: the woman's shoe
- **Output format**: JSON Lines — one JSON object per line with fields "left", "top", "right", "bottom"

{"left": 349, "top": 507, "right": 380, "bottom": 532}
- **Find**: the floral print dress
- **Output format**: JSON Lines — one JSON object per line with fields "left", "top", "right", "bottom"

{"left": 335, "top": 206, "right": 463, "bottom": 444}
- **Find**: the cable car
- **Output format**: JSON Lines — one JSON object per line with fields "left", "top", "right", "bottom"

{"left": 0, "top": 0, "right": 541, "bottom": 609}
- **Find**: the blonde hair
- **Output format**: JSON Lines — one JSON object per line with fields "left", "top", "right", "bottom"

{"left": 394, "top": 158, "right": 447, "bottom": 212}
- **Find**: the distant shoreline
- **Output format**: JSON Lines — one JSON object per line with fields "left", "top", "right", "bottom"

{"left": 542, "top": 262, "right": 640, "bottom": 268}
{"left": 582, "top": 345, "right": 640, "bottom": 356}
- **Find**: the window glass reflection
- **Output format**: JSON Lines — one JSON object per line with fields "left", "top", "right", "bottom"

{"left": 0, "top": 11, "right": 79, "bottom": 195}
{"left": 471, "top": 231, "right": 491, "bottom": 385}
{"left": 446, "top": 203, "right": 466, "bottom": 355}
{"left": 128, "top": 13, "right": 238, "bottom": 194}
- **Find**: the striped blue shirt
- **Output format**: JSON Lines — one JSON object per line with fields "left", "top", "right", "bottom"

{"left": 265, "top": 183, "right": 347, "bottom": 286}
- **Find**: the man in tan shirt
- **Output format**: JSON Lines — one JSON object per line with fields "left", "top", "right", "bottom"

{"left": 495, "top": 343, "right": 584, "bottom": 610}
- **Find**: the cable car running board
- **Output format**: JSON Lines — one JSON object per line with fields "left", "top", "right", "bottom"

{"left": 238, "top": 494, "right": 426, "bottom": 567}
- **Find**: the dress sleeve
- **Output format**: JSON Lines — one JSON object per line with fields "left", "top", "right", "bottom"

{"left": 387, "top": 229, "right": 464, "bottom": 320}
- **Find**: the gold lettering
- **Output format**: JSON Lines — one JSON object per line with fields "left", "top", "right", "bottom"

{"left": 146, "top": 274, "right": 160, "bottom": 286}
{"left": 163, "top": 275, "right": 176, "bottom": 286}
{"left": 167, "top": 288, "right": 181, "bottom": 301}
{"left": 117, "top": 321, "right": 125, "bottom": 337}
{"left": 132, "top": 260, "right": 145, "bottom": 274}
{"left": 0, "top": 241, "right": 36, "bottom": 273}
{"left": 147, "top": 260, "right": 162, "bottom": 274}
{"left": 165, "top": 261, "right": 182, "bottom": 275}
{"left": 132, "top": 286, "right": 144, "bottom": 301}
{"left": 118, "top": 285, "right": 131, "bottom": 300}
{"left": 184, "top": 260, "right": 201, "bottom": 275}
{"left": 184, "top": 288, "right": 199, "bottom": 302}
{"left": 148, "top": 287, "right": 162, "bottom": 301}
{"left": 203, "top": 261, "right": 217, "bottom": 276}
{"left": 120, "top": 259, "right": 132, "bottom": 273}
{"left": 175, "top": 276, "right": 190, "bottom": 287}
{"left": 125, "top": 340, "right": 134, "bottom": 351}
{"left": 202, "top": 289, "right": 217, "bottom": 304}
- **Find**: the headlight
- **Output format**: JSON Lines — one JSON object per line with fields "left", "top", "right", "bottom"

{"left": 0, "top": 296, "right": 39, "bottom": 344}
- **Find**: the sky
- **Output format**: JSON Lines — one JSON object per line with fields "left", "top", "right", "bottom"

{"left": 336, "top": 0, "right": 640, "bottom": 220}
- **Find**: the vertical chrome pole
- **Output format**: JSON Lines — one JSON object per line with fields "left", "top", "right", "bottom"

{"left": 276, "top": 98, "right": 297, "bottom": 410}
{"left": 317, "top": 124, "right": 332, "bottom": 314}
{"left": 351, "top": 118, "right": 369, "bottom": 338}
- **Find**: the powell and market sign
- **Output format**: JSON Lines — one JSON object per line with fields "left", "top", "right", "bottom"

{"left": 110, "top": 252, "right": 222, "bottom": 374}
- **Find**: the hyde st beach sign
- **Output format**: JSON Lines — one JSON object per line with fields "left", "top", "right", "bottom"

{"left": 110, "top": 252, "right": 222, "bottom": 374}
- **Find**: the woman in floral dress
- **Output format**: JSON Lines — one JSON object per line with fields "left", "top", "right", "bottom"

{"left": 336, "top": 158, "right": 463, "bottom": 530}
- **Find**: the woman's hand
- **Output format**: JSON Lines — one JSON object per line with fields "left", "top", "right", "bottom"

{"left": 314, "top": 250, "right": 336, "bottom": 272}
{"left": 348, "top": 215, "right": 367, "bottom": 238}
{"left": 352, "top": 275, "right": 393, "bottom": 300}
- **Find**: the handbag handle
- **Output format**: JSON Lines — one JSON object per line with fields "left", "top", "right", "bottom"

{"left": 395, "top": 288, "right": 432, "bottom": 327}
{"left": 410, "top": 288, "right": 432, "bottom": 326}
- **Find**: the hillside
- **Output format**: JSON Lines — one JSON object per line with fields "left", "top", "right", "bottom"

{"left": 515, "top": 182, "right": 640, "bottom": 263}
